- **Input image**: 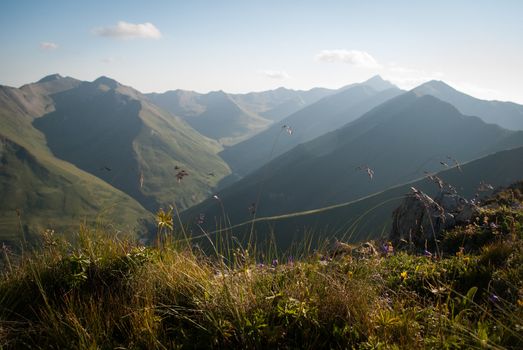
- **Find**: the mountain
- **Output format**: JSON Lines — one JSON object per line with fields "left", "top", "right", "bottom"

{"left": 0, "top": 78, "right": 153, "bottom": 243}
{"left": 146, "top": 86, "right": 335, "bottom": 146}
{"left": 183, "top": 92, "right": 523, "bottom": 240}
{"left": 212, "top": 146, "right": 523, "bottom": 250}
{"left": 228, "top": 86, "right": 335, "bottom": 122}
{"left": 32, "top": 76, "right": 231, "bottom": 212}
{"left": 413, "top": 80, "right": 523, "bottom": 130}
{"left": 219, "top": 76, "right": 403, "bottom": 177}
{"left": 146, "top": 89, "right": 271, "bottom": 146}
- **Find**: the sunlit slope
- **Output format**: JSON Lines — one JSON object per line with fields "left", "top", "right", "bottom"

{"left": 0, "top": 77, "right": 153, "bottom": 242}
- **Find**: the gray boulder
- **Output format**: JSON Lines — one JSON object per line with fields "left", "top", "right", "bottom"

{"left": 390, "top": 187, "right": 478, "bottom": 250}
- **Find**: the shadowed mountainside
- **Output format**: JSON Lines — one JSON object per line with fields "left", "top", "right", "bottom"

{"left": 184, "top": 92, "right": 523, "bottom": 242}
{"left": 33, "top": 76, "right": 231, "bottom": 212}
{"left": 219, "top": 76, "right": 402, "bottom": 177}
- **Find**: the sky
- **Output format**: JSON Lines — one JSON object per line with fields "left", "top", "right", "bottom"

{"left": 1, "top": 0, "right": 522, "bottom": 102}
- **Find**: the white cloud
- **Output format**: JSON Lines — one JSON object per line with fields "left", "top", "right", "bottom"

{"left": 315, "top": 49, "right": 382, "bottom": 68}
{"left": 261, "top": 70, "right": 290, "bottom": 79}
{"left": 40, "top": 42, "right": 58, "bottom": 50}
{"left": 93, "top": 21, "right": 162, "bottom": 39}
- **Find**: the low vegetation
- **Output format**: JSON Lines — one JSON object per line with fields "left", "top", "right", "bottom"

{"left": 0, "top": 184, "right": 522, "bottom": 349}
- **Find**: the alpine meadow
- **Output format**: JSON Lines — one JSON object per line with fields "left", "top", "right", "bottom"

{"left": 1, "top": 1, "right": 522, "bottom": 349}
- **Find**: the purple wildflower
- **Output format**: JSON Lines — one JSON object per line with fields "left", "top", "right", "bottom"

{"left": 489, "top": 294, "right": 500, "bottom": 303}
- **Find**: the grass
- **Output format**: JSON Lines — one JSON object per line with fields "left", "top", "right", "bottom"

{"left": 0, "top": 183, "right": 522, "bottom": 349}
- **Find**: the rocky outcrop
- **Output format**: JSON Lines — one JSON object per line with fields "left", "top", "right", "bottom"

{"left": 390, "top": 187, "right": 478, "bottom": 250}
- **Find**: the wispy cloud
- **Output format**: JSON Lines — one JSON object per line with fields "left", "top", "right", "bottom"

{"left": 93, "top": 21, "right": 162, "bottom": 40}
{"left": 40, "top": 42, "right": 58, "bottom": 50}
{"left": 261, "top": 70, "right": 290, "bottom": 79}
{"left": 315, "top": 49, "right": 382, "bottom": 69}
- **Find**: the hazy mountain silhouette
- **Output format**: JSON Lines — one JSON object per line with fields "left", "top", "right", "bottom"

{"left": 146, "top": 86, "right": 335, "bottom": 146}
{"left": 184, "top": 92, "right": 523, "bottom": 234}
{"left": 413, "top": 80, "right": 523, "bottom": 130}
{"left": 220, "top": 76, "right": 402, "bottom": 177}
{"left": 229, "top": 86, "right": 335, "bottom": 122}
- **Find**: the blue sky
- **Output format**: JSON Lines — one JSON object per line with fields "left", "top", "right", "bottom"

{"left": 1, "top": 0, "right": 522, "bottom": 102}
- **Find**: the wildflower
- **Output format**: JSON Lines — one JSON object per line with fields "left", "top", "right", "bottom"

{"left": 400, "top": 271, "right": 408, "bottom": 280}
{"left": 456, "top": 247, "right": 465, "bottom": 257}
{"left": 175, "top": 169, "right": 189, "bottom": 183}
{"left": 489, "top": 294, "right": 500, "bottom": 303}
{"left": 382, "top": 241, "right": 394, "bottom": 255}
{"left": 212, "top": 194, "right": 220, "bottom": 201}
{"left": 156, "top": 208, "right": 174, "bottom": 231}
{"left": 517, "top": 299, "right": 523, "bottom": 307}
{"left": 282, "top": 124, "right": 293, "bottom": 135}
{"left": 423, "top": 249, "right": 433, "bottom": 258}
{"left": 271, "top": 259, "right": 278, "bottom": 268}
{"left": 356, "top": 165, "right": 374, "bottom": 180}
{"left": 287, "top": 256, "right": 294, "bottom": 266}
{"left": 347, "top": 271, "right": 353, "bottom": 279}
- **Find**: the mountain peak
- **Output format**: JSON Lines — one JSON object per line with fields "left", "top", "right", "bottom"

{"left": 362, "top": 75, "right": 396, "bottom": 91}
{"left": 415, "top": 80, "right": 457, "bottom": 93}
{"left": 37, "top": 74, "right": 63, "bottom": 83}
{"left": 93, "top": 76, "right": 119, "bottom": 89}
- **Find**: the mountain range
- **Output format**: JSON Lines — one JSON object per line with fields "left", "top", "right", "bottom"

{"left": 1, "top": 73, "right": 522, "bottom": 245}
{"left": 146, "top": 85, "right": 334, "bottom": 146}
{"left": 183, "top": 91, "right": 523, "bottom": 236}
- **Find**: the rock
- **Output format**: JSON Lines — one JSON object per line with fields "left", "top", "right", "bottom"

{"left": 390, "top": 188, "right": 478, "bottom": 250}
{"left": 330, "top": 240, "right": 378, "bottom": 259}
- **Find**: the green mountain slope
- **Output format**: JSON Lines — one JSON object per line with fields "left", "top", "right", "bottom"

{"left": 183, "top": 92, "right": 523, "bottom": 237}
{"left": 413, "top": 80, "right": 523, "bottom": 130}
{"left": 223, "top": 146, "right": 523, "bottom": 249}
{"left": 0, "top": 78, "right": 153, "bottom": 243}
{"left": 219, "top": 76, "right": 402, "bottom": 177}
{"left": 33, "top": 76, "right": 231, "bottom": 211}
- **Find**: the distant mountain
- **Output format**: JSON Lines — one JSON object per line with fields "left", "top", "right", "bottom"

{"left": 220, "top": 76, "right": 402, "bottom": 177}
{"left": 33, "top": 76, "right": 231, "bottom": 212}
{"left": 190, "top": 146, "right": 523, "bottom": 250}
{"left": 183, "top": 92, "right": 523, "bottom": 236}
{"left": 147, "top": 89, "right": 271, "bottom": 146}
{"left": 413, "top": 80, "right": 523, "bottom": 130}
{"left": 146, "top": 86, "right": 335, "bottom": 146}
{"left": 229, "top": 86, "right": 335, "bottom": 122}
{"left": 0, "top": 78, "right": 153, "bottom": 243}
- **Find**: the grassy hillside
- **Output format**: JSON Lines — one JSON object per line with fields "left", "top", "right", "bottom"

{"left": 0, "top": 78, "right": 154, "bottom": 243}
{"left": 199, "top": 146, "right": 523, "bottom": 250}
{"left": 33, "top": 77, "right": 231, "bottom": 212}
{"left": 220, "top": 78, "right": 402, "bottom": 177}
{"left": 184, "top": 93, "right": 523, "bottom": 237}
{"left": 1, "top": 183, "right": 521, "bottom": 348}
